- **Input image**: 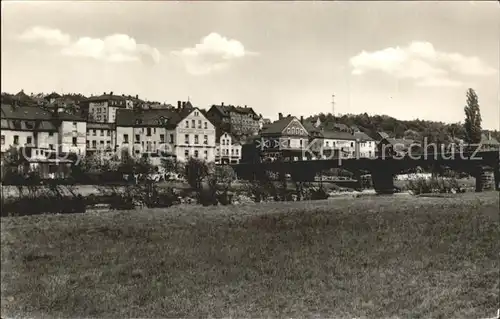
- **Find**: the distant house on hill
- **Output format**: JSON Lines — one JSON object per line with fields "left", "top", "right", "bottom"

{"left": 480, "top": 132, "right": 499, "bottom": 150}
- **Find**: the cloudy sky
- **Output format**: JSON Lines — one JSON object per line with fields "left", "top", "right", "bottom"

{"left": 1, "top": 1, "right": 499, "bottom": 129}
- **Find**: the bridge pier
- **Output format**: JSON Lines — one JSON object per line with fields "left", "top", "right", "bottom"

{"left": 475, "top": 166, "right": 495, "bottom": 192}
{"left": 371, "top": 170, "right": 395, "bottom": 195}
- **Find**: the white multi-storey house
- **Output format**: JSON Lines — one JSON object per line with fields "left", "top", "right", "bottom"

{"left": 115, "top": 104, "right": 216, "bottom": 164}
{"left": 258, "top": 114, "right": 310, "bottom": 161}
{"left": 174, "top": 107, "right": 216, "bottom": 162}
{"left": 1, "top": 104, "right": 86, "bottom": 178}
{"left": 85, "top": 92, "right": 134, "bottom": 123}
{"left": 215, "top": 131, "right": 242, "bottom": 164}
{"left": 86, "top": 122, "right": 116, "bottom": 157}
{"left": 354, "top": 131, "right": 376, "bottom": 158}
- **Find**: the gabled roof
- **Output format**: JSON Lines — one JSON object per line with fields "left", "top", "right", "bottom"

{"left": 115, "top": 109, "right": 182, "bottom": 128}
{"left": 378, "top": 132, "right": 390, "bottom": 139}
{"left": 320, "top": 129, "right": 357, "bottom": 140}
{"left": 1, "top": 104, "right": 53, "bottom": 120}
{"left": 216, "top": 128, "right": 240, "bottom": 144}
{"left": 354, "top": 131, "right": 374, "bottom": 142}
{"left": 260, "top": 116, "right": 298, "bottom": 135}
{"left": 481, "top": 133, "right": 499, "bottom": 145}
{"left": 85, "top": 94, "right": 129, "bottom": 102}
{"left": 45, "top": 92, "right": 62, "bottom": 100}
{"left": 383, "top": 138, "right": 418, "bottom": 147}
{"left": 209, "top": 104, "right": 259, "bottom": 118}
{"left": 14, "top": 90, "right": 32, "bottom": 102}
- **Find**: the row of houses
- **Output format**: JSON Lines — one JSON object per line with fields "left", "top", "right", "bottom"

{"left": 3, "top": 91, "right": 497, "bottom": 177}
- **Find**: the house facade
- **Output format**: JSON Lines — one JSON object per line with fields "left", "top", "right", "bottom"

{"left": 207, "top": 103, "right": 260, "bottom": 137}
{"left": 175, "top": 108, "right": 216, "bottom": 162}
{"left": 85, "top": 92, "right": 134, "bottom": 123}
{"left": 86, "top": 122, "right": 116, "bottom": 157}
{"left": 354, "top": 131, "right": 377, "bottom": 158}
{"left": 258, "top": 114, "right": 310, "bottom": 161}
{"left": 215, "top": 131, "right": 242, "bottom": 164}
{"left": 115, "top": 107, "right": 216, "bottom": 163}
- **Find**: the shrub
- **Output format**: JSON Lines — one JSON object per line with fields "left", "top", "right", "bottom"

{"left": 185, "top": 158, "right": 209, "bottom": 191}
{"left": 406, "top": 177, "right": 463, "bottom": 195}
{"left": 310, "top": 187, "right": 329, "bottom": 200}
{"left": 1, "top": 185, "right": 86, "bottom": 217}
{"left": 198, "top": 187, "right": 218, "bottom": 206}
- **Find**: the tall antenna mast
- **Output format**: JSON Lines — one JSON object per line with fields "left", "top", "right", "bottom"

{"left": 331, "top": 94, "right": 335, "bottom": 116}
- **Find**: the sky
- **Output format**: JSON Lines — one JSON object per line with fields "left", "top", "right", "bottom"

{"left": 1, "top": 1, "right": 499, "bottom": 129}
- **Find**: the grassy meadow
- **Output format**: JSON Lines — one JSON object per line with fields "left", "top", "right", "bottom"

{"left": 2, "top": 192, "right": 499, "bottom": 318}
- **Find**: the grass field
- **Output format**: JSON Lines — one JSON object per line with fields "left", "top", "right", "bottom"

{"left": 2, "top": 192, "right": 499, "bottom": 318}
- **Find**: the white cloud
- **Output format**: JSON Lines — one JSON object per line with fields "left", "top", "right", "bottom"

{"left": 18, "top": 26, "right": 160, "bottom": 64}
{"left": 171, "top": 32, "right": 257, "bottom": 75}
{"left": 349, "top": 41, "right": 496, "bottom": 87}
{"left": 19, "top": 26, "right": 71, "bottom": 46}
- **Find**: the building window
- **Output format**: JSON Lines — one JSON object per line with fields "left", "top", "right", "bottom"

{"left": 160, "top": 134, "right": 165, "bottom": 143}
{"left": 191, "top": 120, "right": 195, "bottom": 128}
{"left": 194, "top": 150, "right": 199, "bottom": 158}
{"left": 235, "top": 149, "right": 239, "bottom": 155}
{"left": 198, "top": 120, "right": 202, "bottom": 128}
{"left": 107, "top": 130, "right": 110, "bottom": 136}
{"left": 100, "top": 130, "right": 104, "bottom": 136}
{"left": 153, "top": 128, "right": 156, "bottom": 134}
{"left": 93, "top": 129, "right": 96, "bottom": 136}
{"left": 49, "top": 144, "right": 54, "bottom": 150}
{"left": 72, "top": 137, "right": 77, "bottom": 146}
{"left": 135, "top": 135, "right": 140, "bottom": 143}
{"left": 123, "top": 134, "right": 129, "bottom": 144}
{"left": 194, "top": 135, "right": 199, "bottom": 144}
{"left": 185, "top": 121, "right": 189, "bottom": 128}
{"left": 92, "top": 141, "right": 97, "bottom": 148}
{"left": 1, "top": 135, "right": 4, "bottom": 145}
{"left": 13, "top": 135, "right": 19, "bottom": 145}
{"left": 49, "top": 132, "right": 54, "bottom": 137}
{"left": 185, "top": 134, "right": 189, "bottom": 144}
{"left": 26, "top": 137, "right": 32, "bottom": 145}
{"left": 185, "top": 150, "right": 189, "bottom": 158}
{"left": 300, "top": 139, "right": 303, "bottom": 147}
{"left": 204, "top": 122, "right": 208, "bottom": 129}
{"left": 72, "top": 122, "right": 77, "bottom": 130}
{"left": 204, "top": 135, "right": 208, "bottom": 145}
{"left": 351, "top": 142, "right": 354, "bottom": 147}
{"left": 204, "top": 150, "right": 208, "bottom": 159}
{"left": 147, "top": 128, "right": 152, "bottom": 136}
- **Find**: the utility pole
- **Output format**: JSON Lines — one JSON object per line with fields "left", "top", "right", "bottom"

{"left": 331, "top": 94, "right": 335, "bottom": 116}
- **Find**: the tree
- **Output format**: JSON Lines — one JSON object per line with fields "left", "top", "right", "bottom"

{"left": 464, "top": 88, "right": 482, "bottom": 144}
{"left": 160, "top": 157, "right": 177, "bottom": 173}
{"left": 185, "top": 158, "right": 209, "bottom": 191}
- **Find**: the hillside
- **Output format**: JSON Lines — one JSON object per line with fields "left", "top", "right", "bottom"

{"left": 305, "top": 112, "right": 500, "bottom": 143}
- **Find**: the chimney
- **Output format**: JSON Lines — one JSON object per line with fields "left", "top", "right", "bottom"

{"left": 103, "top": 92, "right": 106, "bottom": 95}
{"left": 221, "top": 102, "right": 224, "bottom": 106}
{"left": 244, "top": 105, "right": 247, "bottom": 108}
{"left": 177, "top": 101, "right": 181, "bottom": 109}
{"left": 136, "top": 94, "right": 138, "bottom": 99}
{"left": 182, "top": 101, "right": 186, "bottom": 108}
{"left": 278, "top": 112, "right": 283, "bottom": 120}
{"left": 488, "top": 131, "right": 491, "bottom": 140}
{"left": 300, "top": 116, "right": 304, "bottom": 124}
{"left": 110, "top": 91, "right": 113, "bottom": 96}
